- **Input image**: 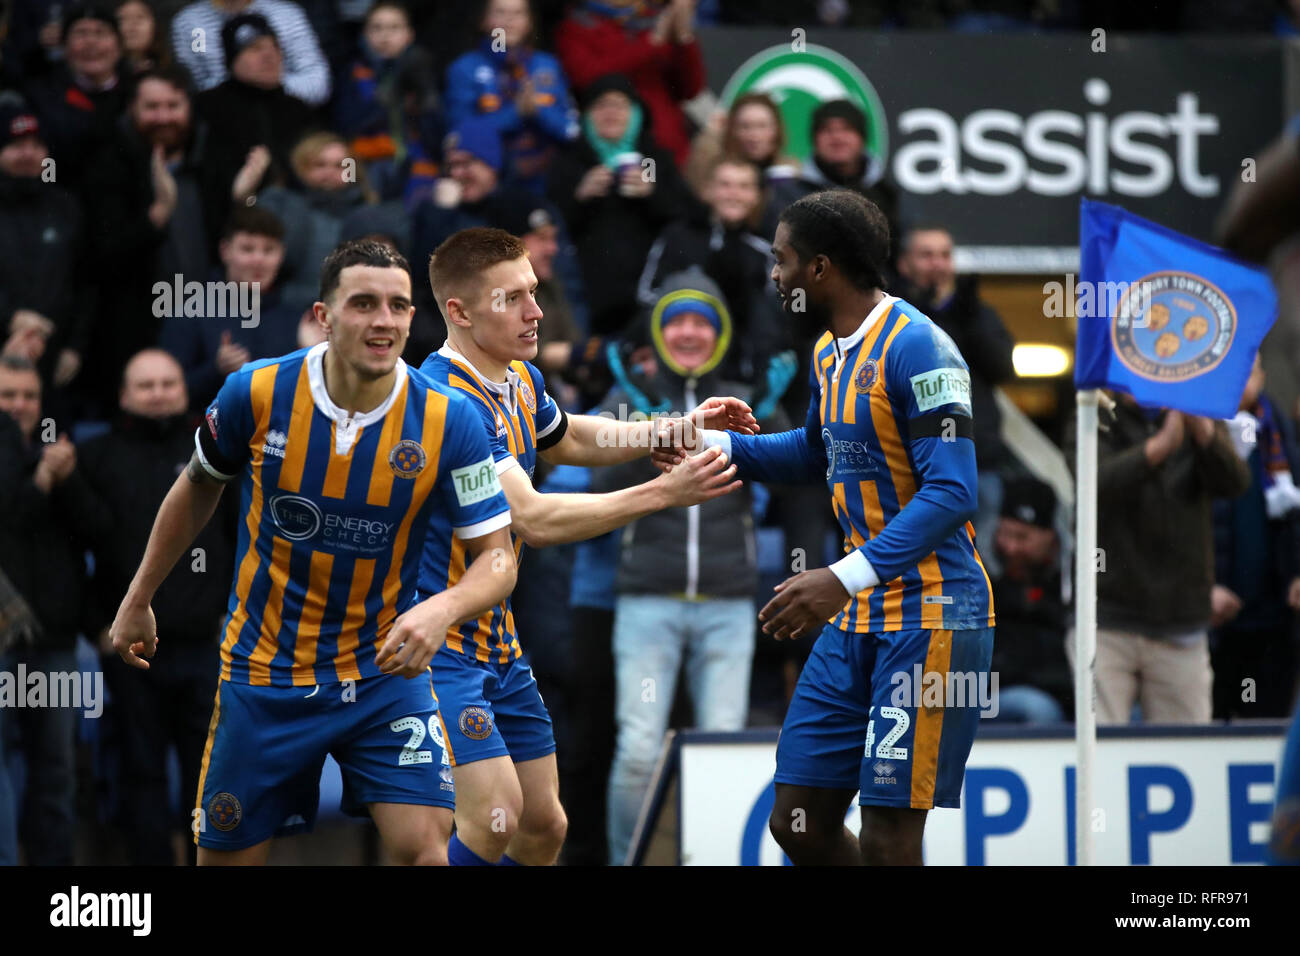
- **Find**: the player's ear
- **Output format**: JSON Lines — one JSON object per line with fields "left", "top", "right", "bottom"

{"left": 445, "top": 296, "right": 473, "bottom": 329}
{"left": 312, "top": 300, "right": 331, "bottom": 335}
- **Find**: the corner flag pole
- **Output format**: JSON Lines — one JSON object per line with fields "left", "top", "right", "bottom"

{"left": 1074, "top": 389, "right": 1099, "bottom": 866}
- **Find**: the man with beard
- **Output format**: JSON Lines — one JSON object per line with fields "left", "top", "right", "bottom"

{"left": 80, "top": 349, "right": 237, "bottom": 865}
{"left": 670, "top": 190, "right": 995, "bottom": 865}
{"left": 81, "top": 64, "right": 215, "bottom": 413}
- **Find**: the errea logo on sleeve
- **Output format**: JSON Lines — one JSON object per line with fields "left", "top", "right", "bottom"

{"left": 910, "top": 367, "right": 971, "bottom": 412}
{"left": 452, "top": 457, "right": 502, "bottom": 506}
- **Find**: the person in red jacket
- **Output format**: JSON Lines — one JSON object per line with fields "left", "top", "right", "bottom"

{"left": 554, "top": 0, "right": 704, "bottom": 166}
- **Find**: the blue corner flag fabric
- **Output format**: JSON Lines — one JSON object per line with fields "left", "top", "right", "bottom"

{"left": 1075, "top": 198, "right": 1278, "bottom": 418}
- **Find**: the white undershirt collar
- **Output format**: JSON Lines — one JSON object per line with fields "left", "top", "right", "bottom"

{"left": 437, "top": 343, "right": 523, "bottom": 416}
{"left": 832, "top": 294, "right": 898, "bottom": 365}
{"left": 306, "top": 342, "right": 408, "bottom": 454}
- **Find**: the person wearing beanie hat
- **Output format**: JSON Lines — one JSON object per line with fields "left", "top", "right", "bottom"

{"left": 170, "top": 0, "right": 331, "bottom": 106}
{"left": 444, "top": 116, "right": 504, "bottom": 176}
{"left": 769, "top": 97, "right": 900, "bottom": 276}
{"left": 221, "top": 11, "right": 279, "bottom": 75}
{"left": 596, "top": 267, "right": 791, "bottom": 865}
{"left": 986, "top": 476, "right": 1072, "bottom": 724}
{"left": 20, "top": 3, "right": 127, "bottom": 186}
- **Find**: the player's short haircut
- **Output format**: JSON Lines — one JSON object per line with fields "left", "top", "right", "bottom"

{"left": 779, "top": 189, "right": 890, "bottom": 292}
{"left": 428, "top": 226, "right": 528, "bottom": 312}
{"left": 0, "top": 355, "right": 37, "bottom": 375}
{"left": 221, "top": 205, "right": 286, "bottom": 243}
{"left": 130, "top": 64, "right": 195, "bottom": 102}
{"left": 319, "top": 238, "right": 411, "bottom": 303}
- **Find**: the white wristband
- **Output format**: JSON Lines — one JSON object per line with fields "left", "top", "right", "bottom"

{"left": 828, "top": 550, "right": 880, "bottom": 595}
{"left": 699, "top": 428, "right": 732, "bottom": 458}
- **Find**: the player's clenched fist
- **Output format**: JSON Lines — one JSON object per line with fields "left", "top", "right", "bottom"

{"left": 109, "top": 601, "right": 160, "bottom": 670}
{"left": 654, "top": 444, "right": 741, "bottom": 506}
{"left": 376, "top": 599, "right": 452, "bottom": 677}
{"left": 759, "top": 569, "right": 850, "bottom": 641}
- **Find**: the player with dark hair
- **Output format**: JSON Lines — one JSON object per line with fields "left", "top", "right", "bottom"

{"left": 420, "top": 226, "right": 756, "bottom": 865}
{"left": 662, "top": 190, "right": 995, "bottom": 865}
{"left": 109, "top": 239, "right": 517, "bottom": 865}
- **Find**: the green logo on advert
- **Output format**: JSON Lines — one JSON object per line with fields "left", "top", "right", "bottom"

{"left": 719, "top": 44, "right": 888, "bottom": 165}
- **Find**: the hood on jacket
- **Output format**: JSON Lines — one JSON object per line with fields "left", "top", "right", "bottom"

{"left": 648, "top": 267, "right": 733, "bottom": 381}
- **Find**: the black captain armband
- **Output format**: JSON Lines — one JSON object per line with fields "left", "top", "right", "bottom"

{"left": 194, "top": 426, "right": 243, "bottom": 482}
{"left": 908, "top": 412, "right": 974, "bottom": 441}
{"left": 536, "top": 408, "right": 569, "bottom": 451}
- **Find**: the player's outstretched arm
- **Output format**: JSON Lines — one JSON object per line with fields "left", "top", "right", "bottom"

{"left": 376, "top": 526, "right": 517, "bottom": 678}
{"left": 109, "top": 452, "right": 228, "bottom": 670}
{"left": 542, "top": 395, "right": 758, "bottom": 469}
{"left": 500, "top": 445, "right": 740, "bottom": 548}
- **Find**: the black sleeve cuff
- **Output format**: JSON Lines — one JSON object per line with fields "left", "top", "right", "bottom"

{"left": 536, "top": 408, "right": 569, "bottom": 451}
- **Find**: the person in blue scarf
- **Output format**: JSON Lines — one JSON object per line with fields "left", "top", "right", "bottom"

{"left": 445, "top": 0, "right": 579, "bottom": 195}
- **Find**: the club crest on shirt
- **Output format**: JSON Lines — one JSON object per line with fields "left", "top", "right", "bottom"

{"left": 389, "top": 439, "right": 426, "bottom": 478}
{"left": 518, "top": 378, "right": 536, "bottom": 414}
{"left": 855, "top": 359, "right": 879, "bottom": 392}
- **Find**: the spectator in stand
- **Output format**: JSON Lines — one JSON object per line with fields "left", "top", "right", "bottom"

{"left": 160, "top": 206, "right": 301, "bottom": 411}
{"left": 2, "top": 0, "right": 71, "bottom": 85}
{"left": 81, "top": 66, "right": 215, "bottom": 412}
{"left": 194, "top": 13, "right": 316, "bottom": 249}
{"left": 1067, "top": 396, "right": 1250, "bottom": 724}
{"left": 0, "top": 101, "right": 92, "bottom": 419}
{"left": 22, "top": 4, "right": 129, "bottom": 189}
{"left": 408, "top": 116, "right": 553, "bottom": 327}
{"left": 335, "top": 1, "right": 443, "bottom": 207}
{"left": 894, "top": 224, "right": 1017, "bottom": 563}
{"left": 446, "top": 0, "right": 579, "bottom": 196}
{"left": 497, "top": 197, "right": 587, "bottom": 402}
{"left": 249, "top": 130, "right": 402, "bottom": 314}
{"left": 1212, "top": 354, "right": 1300, "bottom": 719}
{"left": 684, "top": 91, "right": 799, "bottom": 232}
{"left": 596, "top": 269, "right": 790, "bottom": 865}
{"left": 638, "top": 156, "right": 786, "bottom": 383}
{"left": 770, "top": 99, "right": 899, "bottom": 256}
{"left": 555, "top": 0, "right": 704, "bottom": 166}
{"left": 80, "top": 349, "right": 236, "bottom": 865}
{"left": 548, "top": 72, "right": 694, "bottom": 337}
{"left": 0, "top": 355, "right": 111, "bottom": 865}
{"left": 988, "top": 476, "right": 1071, "bottom": 723}
{"left": 115, "top": 0, "right": 172, "bottom": 74}
{"left": 171, "top": 0, "right": 331, "bottom": 105}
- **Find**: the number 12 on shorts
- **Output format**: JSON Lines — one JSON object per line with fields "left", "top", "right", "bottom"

{"left": 864, "top": 706, "right": 909, "bottom": 761}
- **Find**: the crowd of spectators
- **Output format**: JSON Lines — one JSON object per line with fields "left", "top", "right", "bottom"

{"left": 0, "top": 0, "right": 1296, "bottom": 867}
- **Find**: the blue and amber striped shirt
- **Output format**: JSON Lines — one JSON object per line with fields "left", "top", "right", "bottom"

{"left": 723, "top": 295, "right": 995, "bottom": 632}
{"left": 418, "top": 345, "right": 566, "bottom": 662}
{"left": 196, "top": 343, "right": 512, "bottom": 686}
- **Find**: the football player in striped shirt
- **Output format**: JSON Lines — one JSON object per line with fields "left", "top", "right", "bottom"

{"left": 419, "top": 227, "right": 756, "bottom": 866}
{"left": 108, "top": 240, "right": 516, "bottom": 865}
{"left": 675, "top": 190, "right": 996, "bottom": 865}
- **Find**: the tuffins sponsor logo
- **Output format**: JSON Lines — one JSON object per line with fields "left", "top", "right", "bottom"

{"left": 910, "top": 367, "right": 972, "bottom": 412}
{"left": 452, "top": 457, "right": 502, "bottom": 507}
{"left": 1110, "top": 270, "right": 1236, "bottom": 383}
